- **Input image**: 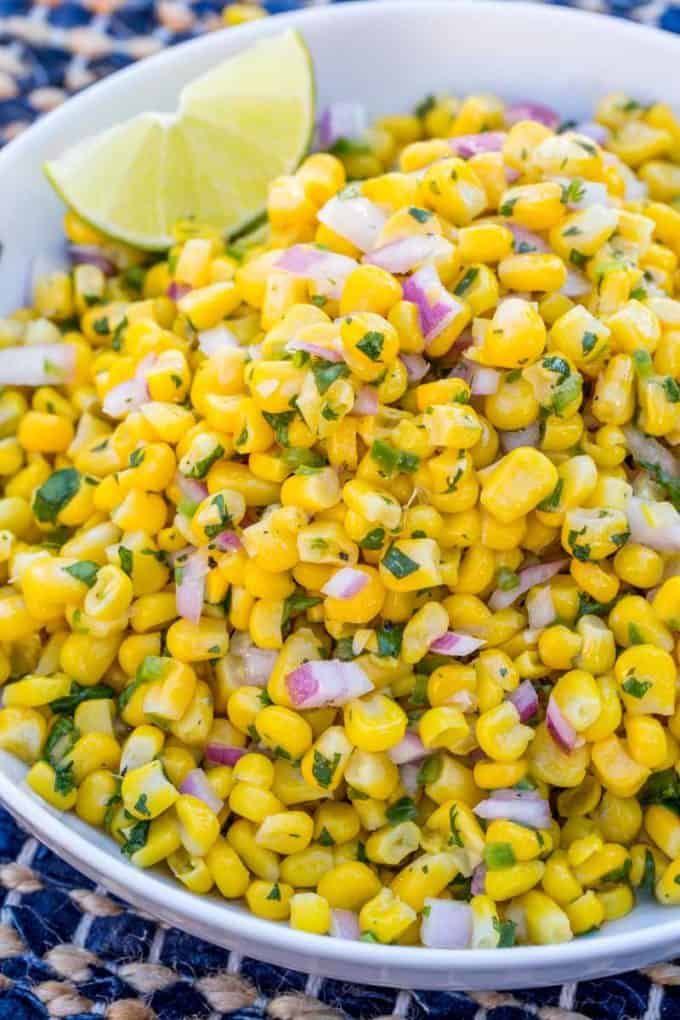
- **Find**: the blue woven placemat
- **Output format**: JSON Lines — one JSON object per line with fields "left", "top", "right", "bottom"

{"left": 2, "top": 2, "right": 680, "bottom": 1017}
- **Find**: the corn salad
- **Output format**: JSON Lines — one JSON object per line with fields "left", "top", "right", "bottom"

{"left": 2, "top": 89, "right": 680, "bottom": 950}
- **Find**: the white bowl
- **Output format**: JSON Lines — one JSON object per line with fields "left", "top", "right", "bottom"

{"left": 1, "top": 0, "right": 680, "bottom": 990}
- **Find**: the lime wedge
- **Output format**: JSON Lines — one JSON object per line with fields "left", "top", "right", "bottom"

{"left": 45, "top": 30, "right": 314, "bottom": 250}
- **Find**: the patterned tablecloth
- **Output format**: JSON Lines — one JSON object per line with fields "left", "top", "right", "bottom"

{"left": 2, "top": 1, "right": 680, "bottom": 1017}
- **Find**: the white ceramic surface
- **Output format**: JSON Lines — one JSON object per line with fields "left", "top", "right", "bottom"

{"left": 1, "top": 0, "right": 680, "bottom": 989}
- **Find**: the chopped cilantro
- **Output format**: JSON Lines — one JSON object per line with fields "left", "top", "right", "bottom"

{"left": 494, "top": 918, "right": 517, "bottom": 948}
{"left": 382, "top": 545, "right": 419, "bottom": 579}
{"left": 561, "top": 178, "right": 586, "bottom": 204}
{"left": 187, "top": 444, "right": 224, "bottom": 478}
{"left": 499, "top": 197, "right": 518, "bottom": 217}
{"left": 266, "top": 882, "right": 282, "bottom": 901}
{"left": 311, "top": 750, "right": 341, "bottom": 788}
{"left": 417, "top": 755, "right": 442, "bottom": 786}
{"left": 370, "top": 439, "right": 419, "bottom": 477}
{"left": 448, "top": 805, "right": 463, "bottom": 847}
{"left": 49, "top": 682, "right": 114, "bottom": 715}
{"left": 385, "top": 796, "right": 418, "bottom": 825}
{"left": 376, "top": 623, "right": 404, "bottom": 659}
{"left": 53, "top": 761, "right": 76, "bottom": 797}
{"left": 262, "top": 411, "right": 295, "bottom": 448}
{"left": 622, "top": 674, "right": 652, "bottom": 699}
{"left": 63, "top": 561, "right": 99, "bottom": 588}
{"left": 538, "top": 478, "right": 564, "bottom": 512}
{"left": 581, "top": 331, "right": 598, "bottom": 355}
{"left": 633, "top": 349, "right": 654, "bottom": 379}
{"left": 454, "top": 267, "right": 480, "bottom": 296}
{"left": 485, "top": 842, "right": 517, "bottom": 869}
{"left": 43, "top": 716, "right": 79, "bottom": 765}
{"left": 415, "top": 94, "right": 436, "bottom": 118}
{"left": 496, "top": 567, "right": 519, "bottom": 591}
{"left": 134, "top": 793, "right": 151, "bottom": 817}
{"left": 118, "top": 546, "right": 133, "bottom": 577}
{"left": 282, "top": 591, "right": 322, "bottom": 635}
{"left": 33, "top": 468, "right": 81, "bottom": 524}
{"left": 663, "top": 377, "right": 680, "bottom": 403}
{"left": 318, "top": 826, "right": 335, "bottom": 846}
{"left": 357, "top": 330, "right": 385, "bottom": 361}
{"left": 311, "top": 358, "right": 350, "bottom": 395}
{"left": 569, "top": 249, "right": 588, "bottom": 268}
{"left": 358, "top": 527, "right": 385, "bottom": 550}
{"left": 121, "top": 820, "right": 150, "bottom": 858}
{"left": 408, "top": 206, "right": 432, "bottom": 223}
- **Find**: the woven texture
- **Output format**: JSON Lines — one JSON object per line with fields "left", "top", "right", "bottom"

{"left": 2, "top": 0, "right": 680, "bottom": 1016}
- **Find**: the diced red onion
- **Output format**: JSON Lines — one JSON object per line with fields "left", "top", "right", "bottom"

{"left": 400, "top": 353, "right": 429, "bottom": 384}
{"left": 421, "top": 899, "right": 472, "bottom": 949}
{"left": 175, "top": 472, "right": 208, "bottom": 505}
{"left": 198, "top": 325, "right": 240, "bottom": 356}
{"left": 388, "top": 731, "right": 427, "bottom": 765}
{"left": 363, "top": 234, "right": 452, "bottom": 274}
{"left": 318, "top": 103, "right": 367, "bottom": 150}
{"left": 527, "top": 586, "right": 556, "bottom": 631}
{"left": 243, "top": 646, "right": 278, "bottom": 687}
{"left": 318, "top": 193, "right": 387, "bottom": 253}
{"left": 499, "top": 423, "right": 541, "bottom": 453}
{"left": 505, "top": 102, "right": 560, "bottom": 131}
{"left": 508, "top": 680, "right": 539, "bottom": 723}
{"left": 429, "top": 631, "right": 486, "bottom": 657}
{"left": 351, "top": 385, "right": 379, "bottom": 416}
{"left": 67, "top": 244, "right": 117, "bottom": 275}
{"left": 400, "top": 762, "right": 420, "bottom": 797}
{"left": 285, "top": 660, "right": 373, "bottom": 708}
{"left": 448, "top": 360, "right": 474, "bottom": 384}
{"left": 474, "top": 793, "right": 552, "bottom": 830}
{"left": 575, "top": 121, "right": 610, "bottom": 145}
{"left": 286, "top": 338, "right": 345, "bottom": 362}
{"left": 489, "top": 560, "right": 568, "bottom": 611}
{"left": 471, "top": 366, "right": 500, "bottom": 396}
{"left": 321, "top": 567, "right": 368, "bottom": 600}
{"left": 507, "top": 224, "right": 550, "bottom": 254}
{"left": 276, "top": 245, "right": 358, "bottom": 298}
{"left": 214, "top": 530, "right": 242, "bottom": 552}
{"left": 175, "top": 547, "right": 209, "bottom": 624}
{"left": 623, "top": 426, "right": 679, "bottom": 479}
{"left": 627, "top": 496, "right": 680, "bottom": 553}
{"left": 205, "top": 743, "right": 246, "bottom": 767}
{"left": 179, "top": 768, "right": 223, "bottom": 814}
{"left": 490, "top": 788, "right": 545, "bottom": 802}
{"left": 561, "top": 270, "right": 592, "bottom": 298}
{"left": 448, "top": 132, "right": 506, "bottom": 158}
{"left": 329, "top": 908, "right": 361, "bottom": 940}
{"left": 546, "top": 695, "right": 584, "bottom": 753}
{"left": 505, "top": 167, "right": 521, "bottom": 184}
{"left": 0, "top": 343, "right": 76, "bottom": 387}
{"left": 167, "top": 281, "right": 191, "bottom": 301}
{"left": 470, "top": 863, "right": 486, "bottom": 896}
{"left": 403, "top": 264, "right": 466, "bottom": 344}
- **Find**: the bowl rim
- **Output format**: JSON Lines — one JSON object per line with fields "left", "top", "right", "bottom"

{"left": 1, "top": 0, "right": 680, "bottom": 978}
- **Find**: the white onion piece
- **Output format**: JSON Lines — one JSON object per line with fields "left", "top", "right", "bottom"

{"left": 0, "top": 343, "right": 76, "bottom": 387}
{"left": 351, "top": 385, "right": 379, "bottom": 416}
{"left": 243, "top": 646, "right": 278, "bottom": 688}
{"left": 198, "top": 325, "right": 240, "bottom": 356}
{"left": 103, "top": 353, "right": 155, "bottom": 419}
{"left": 575, "top": 121, "right": 610, "bottom": 145}
{"left": 489, "top": 560, "right": 568, "bottom": 611}
{"left": 448, "top": 132, "right": 506, "bottom": 159}
{"left": 403, "top": 264, "right": 467, "bottom": 345}
{"left": 286, "top": 660, "right": 373, "bottom": 708}
{"left": 561, "top": 270, "right": 592, "bottom": 299}
{"left": 286, "top": 338, "right": 345, "bottom": 362}
{"left": 364, "top": 234, "right": 452, "bottom": 274}
{"left": 421, "top": 899, "right": 472, "bottom": 949}
{"left": 389, "top": 731, "right": 427, "bottom": 765}
{"left": 505, "top": 101, "right": 560, "bottom": 130}
{"left": 400, "top": 353, "right": 429, "bottom": 384}
{"left": 329, "top": 908, "right": 361, "bottom": 940}
{"left": 508, "top": 680, "right": 539, "bottom": 722}
{"left": 400, "top": 762, "right": 420, "bottom": 798}
{"left": 318, "top": 193, "right": 387, "bottom": 253}
{"left": 429, "top": 631, "right": 486, "bottom": 657}
{"left": 527, "top": 585, "right": 556, "bottom": 630}
{"left": 499, "top": 423, "right": 541, "bottom": 453}
{"left": 546, "top": 695, "right": 584, "bottom": 753}
{"left": 322, "top": 567, "right": 369, "bottom": 600}
{"left": 179, "top": 768, "right": 223, "bottom": 814}
{"left": 627, "top": 496, "right": 680, "bottom": 552}
{"left": 205, "top": 743, "right": 246, "bottom": 767}
{"left": 276, "top": 245, "right": 358, "bottom": 296}
{"left": 474, "top": 793, "right": 552, "bottom": 829}
{"left": 174, "top": 472, "right": 208, "bottom": 507}
{"left": 623, "top": 426, "right": 680, "bottom": 479}
{"left": 318, "top": 103, "right": 367, "bottom": 150}
{"left": 175, "top": 547, "right": 209, "bottom": 624}
{"left": 471, "top": 366, "right": 500, "bottom": 396}
{"left": 507, "top": 223, "right": 550, "bottom": 254}
{"left": 550, "top": 177, "right": 611, "bottom": 211}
